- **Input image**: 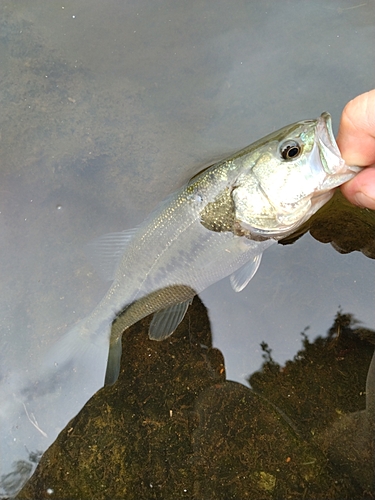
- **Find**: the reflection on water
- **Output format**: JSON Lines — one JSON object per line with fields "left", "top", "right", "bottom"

{"left": 13, "top": 299, "right": 374, "bottom": 499}
{"left": 281, "top": 191, "right": 375, "bottom": 260}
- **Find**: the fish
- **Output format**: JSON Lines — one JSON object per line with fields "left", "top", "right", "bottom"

{"left": 46, "top": 112, "right": 360, "bottom": 386}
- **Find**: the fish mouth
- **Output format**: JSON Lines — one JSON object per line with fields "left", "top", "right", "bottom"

{"left": 316, "top": 112, "right": 361, "bottom": 189}
{"left": 319, "top": 112, "right": 338, "bottom": 158}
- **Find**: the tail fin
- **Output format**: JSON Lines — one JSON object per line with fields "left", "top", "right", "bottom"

{"left": 104, "top": 336, "right": 122, "bottom": 385}
{"left": 0, "top": 320, "right": 111, "bottom": 496}
{"left": 41, "top": 320, "right": 109, "bottom": 384}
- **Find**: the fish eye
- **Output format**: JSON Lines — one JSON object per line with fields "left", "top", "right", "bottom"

{"left": 279, "top": 140, "right": 302, "bottom": 161}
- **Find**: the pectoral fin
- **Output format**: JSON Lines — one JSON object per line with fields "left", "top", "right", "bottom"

{"left": 230, "top": 254, "right": 262, "bottom": 292}
{"left": 149, "top": 300, "right": 193, "bottom": 341}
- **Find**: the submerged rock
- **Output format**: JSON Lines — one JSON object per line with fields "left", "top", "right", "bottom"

{"left": 281, "top": 190, "right": 375, "bottom": 259}
{"left": 16, "top": 300, "right": 372, "bottom": 499}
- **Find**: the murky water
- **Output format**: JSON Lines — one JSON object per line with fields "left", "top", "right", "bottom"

{"left": 0, "top": 1, "right": 374, "bottom": 497}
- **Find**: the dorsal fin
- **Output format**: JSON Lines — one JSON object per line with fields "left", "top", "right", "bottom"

{"left": 86, "top": 228, "right": 137, "bottom": 281}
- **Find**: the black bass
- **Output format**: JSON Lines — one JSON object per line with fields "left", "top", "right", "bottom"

{"left": 48, "top": 112, "right": 360, "bottom": 386}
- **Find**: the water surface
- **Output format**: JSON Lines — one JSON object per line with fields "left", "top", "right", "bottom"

{"left": 0, "top": 0, "right": 374, "bottom": 497}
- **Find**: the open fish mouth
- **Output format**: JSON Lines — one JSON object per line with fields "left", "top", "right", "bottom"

{"left": 319, "top": 112, "right": 339, "bottom": 159}
{"left": 317, "top": 112, "right": 361, "bottom": 190}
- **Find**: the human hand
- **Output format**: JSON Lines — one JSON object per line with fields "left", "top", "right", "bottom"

{"left": 337, "top": 90, "right": 375, "bottom": 210}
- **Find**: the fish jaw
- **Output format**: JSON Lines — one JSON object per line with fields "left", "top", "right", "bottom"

{"left": 314, "top": 112, "right": 361, "bottom": 193}
{"left": 282, "top": 112, "right": 362, "bottom": 231}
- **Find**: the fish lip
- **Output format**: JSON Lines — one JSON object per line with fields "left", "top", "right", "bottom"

{"left": 317, "top": 111, "right": 342, "bottom": 171}
{"left": 319, "top": 112, "right": 337, "bottom": 152}
{"left": 317, "top": 111, "right": 361, "bottom": 185}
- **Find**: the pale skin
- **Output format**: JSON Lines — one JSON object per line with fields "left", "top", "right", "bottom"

{"left": 337, "top": 89, "right": 375, "bottom": 210}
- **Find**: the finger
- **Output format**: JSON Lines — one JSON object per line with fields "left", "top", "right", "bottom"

{"left": 336, "top": 90, "right": 375, "bottom": 167}
{"left": 340, "top": 166, "right": 375, "bottom": 210}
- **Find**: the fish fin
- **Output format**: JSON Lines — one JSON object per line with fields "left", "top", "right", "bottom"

{"left": 86, "top": 228, "right": 138, "bottom": 281}
{"left": 104, "top": 337, "right": 122, "bottom": 386}
{"left": 40, "top": 319, "right": 109, "bottom": 393}
{"left": 149, "top": 300, "right": 193, "bottom": 341}
{"left": 0, "top": 321, "right": 110, "bottom": 478}
{"left": 230, "top": 253, "right": 263, "bottom": 292}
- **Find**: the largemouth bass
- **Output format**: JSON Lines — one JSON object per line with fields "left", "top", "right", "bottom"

{"left": 47, "top": 112, "right": 360, "bottom": 386}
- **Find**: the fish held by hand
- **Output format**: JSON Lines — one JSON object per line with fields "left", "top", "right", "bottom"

{"left": 46, "top": 112, "right": 360, "bottom": 387}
